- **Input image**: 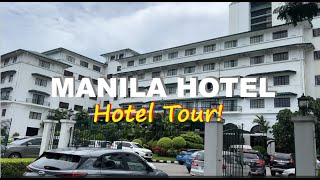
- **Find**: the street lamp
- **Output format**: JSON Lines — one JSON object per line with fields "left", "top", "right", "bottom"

{"left": 67, "top": 109, "right": 74, "bottom": 120}
{"left": 297, "top": 93, "right": 310, "bottom": 116}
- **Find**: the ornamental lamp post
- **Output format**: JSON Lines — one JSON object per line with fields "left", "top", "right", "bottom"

{"left": 297, "top": 93, "right": 310, "bottom": 116}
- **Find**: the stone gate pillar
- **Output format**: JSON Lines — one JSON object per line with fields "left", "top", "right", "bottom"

{"left": 39, "top": 120, "right": 58, "bottom": 156}
{"left": 204, "top": 119, "right": 224, "bottom": 176}
{"left": 291, "top": 116, "right": 317, "bottom": 176}
{"left": 58, "top": 119, "right": 76, "bottom": 149}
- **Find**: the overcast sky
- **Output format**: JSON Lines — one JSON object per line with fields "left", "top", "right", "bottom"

{"left": 0, "top": 2, "right": 230, "bottom": 62}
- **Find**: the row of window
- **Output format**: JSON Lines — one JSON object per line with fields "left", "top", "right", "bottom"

{"left": 66, "top": 55, "right": 102, "bottom": 72}
{"left": 64, "top": 70, "right": 99, "bottom": 85}
{"left": 2, "top": 56, "right": 17, "bottom": 67}
{"left": 1, "top": 74, "right": 14, "bottom": 83}
{"left": 250, "top": 98, "right": 291, "bottom": 108}
{"left": 58, "top": 101, "right": 110, "bottom": 111}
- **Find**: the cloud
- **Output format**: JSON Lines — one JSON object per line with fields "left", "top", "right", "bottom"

{"left": 0, "top": 2, "right": 230, "bottom": 62}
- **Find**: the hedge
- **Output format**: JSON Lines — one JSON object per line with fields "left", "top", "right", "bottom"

{"left": 157, "top": 137, "right": 172, "bottom": 149}
{"left": 132, "top": 139, "right": 143, "bottom": 145}
{"left": 186, "top": 141, "right": 204, "bottom": 150}
{"left": 172, "top": 137, "right": 186, "bottom": 149}
{"left": 1, "top": 158, "right": 35, "bottom": 177}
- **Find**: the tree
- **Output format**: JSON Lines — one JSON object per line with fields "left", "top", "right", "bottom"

{"left": 47, "top": 108, "right": 67, "bottom": 120}
{"left": 75, "top": 109, "right": 89, "bottom": 121}
{"left": 252, "top": 115, "right": 270, "bottom": 136}
{"left": 273, "top": 2, "right": 320, "bottom": 27}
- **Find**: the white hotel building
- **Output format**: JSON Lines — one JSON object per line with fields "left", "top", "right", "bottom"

{"left": 1, "top": 2, "right": 320, "bottom": 145}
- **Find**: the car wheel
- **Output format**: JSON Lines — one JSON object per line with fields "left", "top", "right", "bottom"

{"left": 271, "top": 171, "right": 276, "bottom": 176}
{"left": 9, "top": 153, "right": 21, "bottom": 158}
{"left": 178, "top": 161, "right": 184, "bottom": 165}
{"left": 288, "top": 174, "right": 295, "bottom": 177}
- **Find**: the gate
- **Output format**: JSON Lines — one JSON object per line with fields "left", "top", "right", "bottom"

{"left": 222, "top": 124, "right": 245, "bottom": 177}
{"left": 47, "top": 121, "right": 60, "bottom": 149}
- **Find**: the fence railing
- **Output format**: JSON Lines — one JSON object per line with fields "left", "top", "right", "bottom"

{"left": 26, "top": 98, "right": 50, "bottom": 106}
{"left": 1, "top": 96, "right": 12, "bottom": 101}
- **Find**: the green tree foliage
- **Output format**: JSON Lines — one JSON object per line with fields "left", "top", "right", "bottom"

{"left": 47, "top": 108, "right": 67, "bottom": 120}
{"left": 132, "top": 139, "right": 143, "bottom": 145}
{"left": 172, "top": 136, "right": 186, "bottom": 149}
{"left": 157, "top": 137, "right": 173, "bottom": 149}
{"left": 253, "top": 115, "right": 270, "bottom": 134}
{"left": 12, "top": 132, "right": 20, "bottom": 137}
{"left": 273, "top": 2, "right": 320, "bottom": 27}
{"left": 252, "top": 145, "right": 267, "bottom": 155}
{"left": 180, "top": 131, "right": 203, "bottom": 144}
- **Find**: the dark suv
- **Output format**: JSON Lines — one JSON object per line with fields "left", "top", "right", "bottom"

{"left": 270, "top": 152, "right": 295, "bottom": 176}
{"left": 242, "top": 150, "right": 266, "bottom": 176}
{"left": 23, "top": 148, "right": 168, "bottom": 177}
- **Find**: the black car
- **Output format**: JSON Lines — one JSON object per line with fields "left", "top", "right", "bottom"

{"left": 242, "top": 150, "right": 266, "bottom": 176}
{"left": 23, "top": 148, "right": 168, "bottom": 177}
{"left": 270, "top": 152, "right": 295, "bottom": 176}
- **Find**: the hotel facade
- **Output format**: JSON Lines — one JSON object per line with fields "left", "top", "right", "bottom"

{"left": 1, "top": 2, "right": 320, "bottom": 148}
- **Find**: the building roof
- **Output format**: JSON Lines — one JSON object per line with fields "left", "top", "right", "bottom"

{"left": 42, "top": 47, "right": 106, "bottom": 66}
{"left": 100, "top": 48, "right": 140, "bottom": 57}
{"left": 1, "top": 49, "right": 72, "bottom": 67}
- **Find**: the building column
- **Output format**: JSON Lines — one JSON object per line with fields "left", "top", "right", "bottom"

{"left": 58, "top": 119, "right": 76, "bottom": 149}
{"left": 291, "top": 116, "right": 317, "bottom": 176}
{"left": 204, "top": 119, "right": 224, "bottom": 176}
{"left": 39, "top": 120, "right": 58, "bottom": 156}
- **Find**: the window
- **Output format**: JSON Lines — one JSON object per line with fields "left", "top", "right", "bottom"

{"left": 117, "top": 66, "right": 121, "bottom": 71}
{"left": 274, "top": 98, "right": 290, "bottom": 107}
{"left": 80, "top": 60, "right": 88, "bottom": 68}
{"left": 119, "top": 54, "right": 124, "bottom": 59}
{"left": 92, "top": 79, "right": 98, "bottom": 85}
{"left": 203, "top": 63, "right": 215, "bottom": 71}
{"left": 4, "top": 59, "right": 9, "bottom": 66}
{"left": 1, "top": 109, "right": 6, "bottom": 116}
{"left": 223, "top": 100, "right": 238, "bottom": 111}
{"left": 185, "top": 48, "right": 196, "bottom": 56}
{"left": 110, "top": 55, "right": 116, "bottom": 60}
{"left": 273, "top": 30, "right": 288, "bottom": 39}
{"left": 78, "top": 75, "right": 84, "bottom": 80}
{"left": 59, "top": 102, "right": 69, "bottom": 109}
{"left": 314, "top": 51, "right": 320, "bottom": 60}
{"left": 67, "top": 56, "right": 75, "bottom": 63}
{"left": 100, "top": 153, "right": 124, "bottom": 170}
{"left": 103, "top": 101, "right": 109, "bottom": 106}
{"left": 153, "top": 55, "right": 162, "bottom": 62}
{"left": 273, "top": 52, "right": 289, "bottom": 62}
{"left": 123, "top": 153, "right": 147, "bottom": 171}
{"left": 184, "top": 66, "right": 195, "bottom": 74}
{"left": 39, "top": 60, "right": 50, "bottom": 69}
{"left": 89, "top": 96, "right": 97, "bottom": 100}
{"left": 74, "top": 105, "right": 83, "bottom": 111}
{"left": 12, "top": 57, "right": 17, "bottom": 63}
{"left": 204, "top": 44, "right": 216, "bottom": 52}
{"left": 127, "top": 61, "right": 134, "bottom": 67}
{"left": 8, "top": 75, "right": 13, "bottom": 82}
{"left": 93, "top": 65, "right": 101, "bottom": 72}
{"left": 313, "top": 28, "right": 320, "bottom": 37}
{"left": 224, "top": 40, "right": 237, "bottom": 49}
{"left": 250, "top": 99, "right": 265, "bottom": 108}
{"left": 152, "top": 71, "right": 161, "bottom": 78}
{"left": 250, "top": 55, "right": 264, "bottom": 65}
{"left": 29, "top": 112, "right": 42, "bottom": 120}
{"left": 183, "top": 102, "right": 194, "bottom": 109}
{"left": 35, "top": 78, "right": 47, "bottom": 87}
{"left": 25, "top": 127, "right": 39, "bottom": 136}
{"left": 224, "top": 60, "right": 238, "bottom": 68}
{"left": 274, "top": 75, "right": 289, "bottom": 86}
{"left": 167, "top": 69, "right": 177, "bottom": 76}
{"left": 64, "top": 70, "right": 73, "bottom": 77}
{"left": 32, "top": 94, "right": 45, "bottom": 105}
{"left": 139, "top": 58, "right": 146, "bottom": 64}
{"left": 168, "top": 52, "right": 178, "bottom": 59}
{"left": 1, "top": 76, "right": 5, "bottom": 83}
{"left": 250, "top": 35, "right": 264, "bottom": 44}
{"left": 315, "top": 75, "right": 320, "bottom": 85}
{"left": 137, "top": 74, "right": 145, "bottom": 80}
{"left": 168, "top": 87, "right": 176, "bottom": 94}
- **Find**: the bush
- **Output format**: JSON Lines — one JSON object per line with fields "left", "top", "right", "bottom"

{"left": 12, "top": 132, "right": 20, "bottom": 137}
{"left": 186, "top": 141, "right": 204, "bottom": 150}
{"left": 132, "top": 139, "right": 143, "bottom": 145}
{"left": 157, "top": 137, "right": 172, "bottom": 150}
{"left": 180, "top": 132, "right": 203, "bottom": 144}
{"left": 167, "top": 148, "right": 176, "bottom": 157}
{"left": 1, "top": 158, "right": 35, "bottom": 177}
{"left": 252, "top": 145, "right": 267, "bottom": 155}
{"left": 172, "top": 137, "right": 186, "bottom": 149}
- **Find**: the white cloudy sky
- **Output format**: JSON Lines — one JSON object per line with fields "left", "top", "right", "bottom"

{"left": 0, "top": 2, "right": 230, "bottom": 62}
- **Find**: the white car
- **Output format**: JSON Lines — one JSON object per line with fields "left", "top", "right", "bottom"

{"left": 112, "top": 141, "right": 153, "bottom": 161}
{"left": 282, "top": 160, "right": 320, "bottom": 177}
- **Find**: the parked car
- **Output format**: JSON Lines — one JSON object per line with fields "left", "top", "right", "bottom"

{"left": 185, "top": 151, "right": 198, "bottom": 173}
{"left": 282, "top": 159, "right": 320, "bottom": 177}
{"left": 23, "top": 148, "right": 168, "bottom": 177}
{"left": 112, "top": 141, "right": 153, "bottom": 161}
{"left": 270, "top": 152, "right": 295, "bottom": 176}
{"left": 242, "top": 150, "right": 266, "bottom": 176}
{"left": 176, "top": 149, "right": 201, "bottom": 165}
{"left": 190, "top": 150, "right": 251, "bottom": 176}
{"left": 88, "top": 140, "right": 112, "bottom": 148}
{"left": 229, "top": 145, "right": 252, "bottom": 152}
{"left": 1, "top": 136, "right": 42, "bottom": 158}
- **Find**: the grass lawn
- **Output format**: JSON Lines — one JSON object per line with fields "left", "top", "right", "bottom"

{"left": 152, "top": 154, "right": 176, "bottom": 161}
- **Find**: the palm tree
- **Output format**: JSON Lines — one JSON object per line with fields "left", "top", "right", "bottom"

{"left": 273, "top": 2, "right": 320, "bottom": 27}
{"left": 253, "top": 115, "right": 270, "bottom": 136}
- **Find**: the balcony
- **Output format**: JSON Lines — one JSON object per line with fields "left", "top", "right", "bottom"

{"left": 1, "top": 96, "right": 12, "bottom": 101}
{"left": 192, "top": 105, "right": 242, "bottom": 112}
{"left": 26, "top": 98, "right": 50, "bottom": 107}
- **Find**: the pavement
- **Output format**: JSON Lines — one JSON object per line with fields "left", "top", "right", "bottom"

{"left": 153, "top": 163, "right": 286, "bottom": 177}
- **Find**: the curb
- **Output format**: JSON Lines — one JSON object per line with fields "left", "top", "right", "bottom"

{"left": 152, "top": 160, "right": 178, "bottom": 164}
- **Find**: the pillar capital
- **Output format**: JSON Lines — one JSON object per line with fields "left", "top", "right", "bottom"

{"left": 60, "top": 119, "right": 77, "bottom": 124}
{"left": 43, "top": 119, "right": 59, "bottom": 124}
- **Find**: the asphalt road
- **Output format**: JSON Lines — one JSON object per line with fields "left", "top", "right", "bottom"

{"left": 153, "top": 163, "right": 286, "bottom": 177}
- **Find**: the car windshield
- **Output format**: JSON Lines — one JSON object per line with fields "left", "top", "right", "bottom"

{"left": 32, "top": 152, "right": 81, "bottom": 170}
{"left": 243, "top": 153, "right": 259, "bottom": 159}
{"left": 273, "top": 153, "right": 291, "bottom": 160}
{"left": 132, "top": 143, "right": 144, "bottom": 148}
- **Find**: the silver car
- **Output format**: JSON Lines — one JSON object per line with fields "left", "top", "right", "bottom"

{"left": 1, "top": 136, "right": 42, "bottom": 158}
{"left": 190, "top": 150, "right": 251, "bottom": 176}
